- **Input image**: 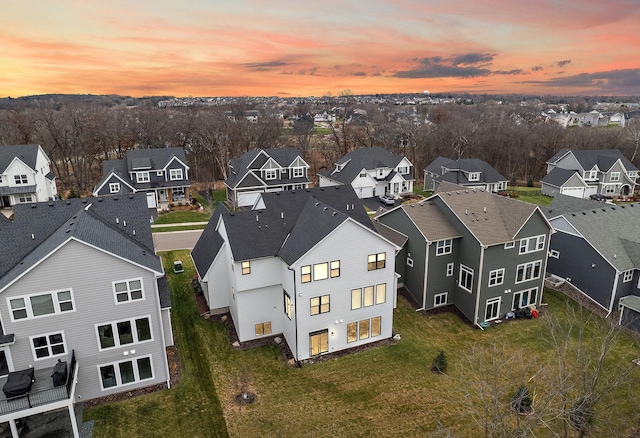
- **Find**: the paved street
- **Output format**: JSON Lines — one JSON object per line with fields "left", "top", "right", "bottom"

{"left": 153, "top": 229, "right": 203, "bottom": 252}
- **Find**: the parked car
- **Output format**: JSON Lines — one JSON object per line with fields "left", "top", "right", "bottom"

{"left": 379, "top": 195, "right": 395, "bottom": 205}
{"left": 590, "top": 194, "right": 607, "bottom": 202}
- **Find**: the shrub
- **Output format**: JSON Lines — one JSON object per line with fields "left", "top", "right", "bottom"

{"left": 431, "top": 350, "right": 448, "bottom": 373}
{"left": 511, "top": 385, "right": 533, "bottom": 414}
{"left": 527, "top": 178, "right": 534, "bottom": 187}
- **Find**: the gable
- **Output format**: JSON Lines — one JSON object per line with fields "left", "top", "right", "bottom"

{"left": 291, "top": 156, "right": 309, "bottom": 169}
{"left": 550, "top": 216, "right": 582, "bottom": 236}
{"left": 5, "top": 157, "right": 35, "bottom": 176}
{"left": 163, "top": 155, "right": 190, "bottom": 172}
{"left": 260, "top": 158, "right": 283, "bottom": 170}
{"left": 236, "top": 172, "right": 266, "bottom": 189}
{"left": 555, "top": 152, "right": 584, "bottom": 172}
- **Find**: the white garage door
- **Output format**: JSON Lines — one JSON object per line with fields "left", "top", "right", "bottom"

{"left": 238, "top": 191, "right": 262, "bottom": 207}
{"left": 560, "top": 187, "right": 585, "bottom": 198}
{"left": 584, "top": 186, "right": 598, "bottom": 197}
{"left": 146, "top": 192, "right": 157, "bottom": 208}
{"left": 357, "top": 186, "right": 374, "bottom": 199}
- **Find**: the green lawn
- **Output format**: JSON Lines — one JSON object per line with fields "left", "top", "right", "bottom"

{"left": 85, "top": 251, "right": 640, "bottom": 437}
{"left": 509, "top": 186, "right": 553, "bottom": 206}
{"left": 154, "top": 210, "right": 211, "bottom": 224}
{"left": 152, "top": 224, "right": 208, "bottom": 233}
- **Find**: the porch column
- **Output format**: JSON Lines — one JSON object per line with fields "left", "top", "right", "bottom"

{"left": 8, "top": 419, "right": 18, "bottom": 438}
{"left": 69, "top": 403, "right": 80, "bottom": 438}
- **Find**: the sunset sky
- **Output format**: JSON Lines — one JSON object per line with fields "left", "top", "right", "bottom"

{"left": 2, "top": 0, "right": 639, "bottom": 98}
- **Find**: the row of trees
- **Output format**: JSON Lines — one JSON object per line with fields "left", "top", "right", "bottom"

{"left": 0, "top": 98, "right": 638, "bottom": 195}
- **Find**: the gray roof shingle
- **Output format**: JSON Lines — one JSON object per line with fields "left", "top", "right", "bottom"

{"left": 425, "top": 157, "right": 507, "bottom": 185}
{"left": 0, "top": 144, "right": 40, "bottom": 172}
{"left": 541, "top": 168, "right": 582, "bottom": 187}
{"left": 318, "top": 147, "right": 410, "bottom": 185}
{"left": 225, "top": 148, "right": 308, "bottom": 189}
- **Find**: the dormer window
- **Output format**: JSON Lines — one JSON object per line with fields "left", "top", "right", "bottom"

{"left": 584, "top": 170, "right": 598, "bottom": 181}
{"left": 397, "top": 166, "right": 409, "bottom": 175}
{"left": 137, "top": 172, "right": 150, "bottom": 183}
{"left": 378, "top": 169, "right": 384, "bottom": 177}
{"left": 265, "top": 169, "right": 277, "bottom": 180}
{"left": 170, "top": 169, "right": 183, "bottom": 181}
{"left": 293, "top": 167, "right": 304, "bottom": 178}
{"left": 468, "top": 172, "right": 480, "bottom": 182}
{"left": 359, "top": 172, "right": 367, "bottom": 178}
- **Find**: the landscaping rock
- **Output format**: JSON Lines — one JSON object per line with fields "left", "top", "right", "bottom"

{"left": 232, "top": 341, "right": 240, "bottom": 348}
{"left": 274, "top": 337, "right": 282, "bottom": 344}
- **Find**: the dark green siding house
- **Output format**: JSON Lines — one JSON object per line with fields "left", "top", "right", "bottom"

{"left": 376, "top": 182, "right": 553, "bottom": 327}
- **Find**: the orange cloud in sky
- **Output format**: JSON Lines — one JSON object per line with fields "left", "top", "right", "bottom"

{"left": 1, "top": 0, "right": 639, "bottom": 97}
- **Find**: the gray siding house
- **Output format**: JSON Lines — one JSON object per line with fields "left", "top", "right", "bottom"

{"left": 0, "top": 144, "right": 57, "bottom": 208}
{"left": 376, "top": 182, "right": 553, "bottom": 327}
{"left": 544, "top": 148, "right": 638, "bottom": 198}
{"left": 191, "top": 186, "right": 399, "bottom": 361}
{"left": 544, "top": 194, "right": 640, "bottom": 332}
{"left": 0, "top": 194, "right": 172, "bottom": 437}
{"left": 93, "top": 147, "right": 190, "bottom": 210}
{"left": 224, "top": 148, "right": 311, "bottom": 208}
{"left": 424, "top": 157, "right": 508, "bottom": 193}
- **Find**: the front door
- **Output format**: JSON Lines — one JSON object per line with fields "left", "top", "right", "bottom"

{"left": 485, "top": 298, "right": 501, "bottom": 322}
{"left": 158, "top": 189, "right": 168, "bottom": 202}
{"left": 1, "top": 196, "right": 10, "bottom": 208}
{"left": 0, "top": 348, "right": 13, "bottom": 376}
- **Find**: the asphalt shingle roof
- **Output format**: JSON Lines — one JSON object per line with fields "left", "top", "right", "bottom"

{"left": 547, "top": 148, "right": 637, "bottom": 172}
{"left": 399, "top": 201, "right": 462, "bottom": 242}
{"left": 225, "top": 148, "right": 308, "bottom": 189}
{"left": 318, "top": 147, "right": 409, "bottom": 185}
{"left": 541, "top": 168, "right": 582, "bottom": 187}
{"left": 425, "top": 157, "right": 507, "bottom": 185}
{"left": 543, "top": 194, "right": 604, "bottom": 218}
{"left": 0, "top": 144, "right": 40, "bottom": 172}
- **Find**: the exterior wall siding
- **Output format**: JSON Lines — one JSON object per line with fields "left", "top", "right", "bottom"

{"left": 0, "top": 240, "right": 168, "bottom": 402}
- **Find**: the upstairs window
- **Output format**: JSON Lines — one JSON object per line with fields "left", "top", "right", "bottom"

{"left": 14, "top": 174, "right": 28, "bottom": 185}
{"left": 519, "top": 235, "right": 545, "bottom": 254}
{"left": 610, "top": 172, "right": 621, "bottom": 182}
{"left": 264, "top": 169, "right": 277, "bottom": 180}
{"left": 468, "top": 172, "right": 480, "bottom": 181}
{"left": 31, "top": 332, "right": 66, "bottom": 360}
{"left": 397, "top": 166, "right": 409, "bottom": 175}
{"left": 436, "top": 239, "right": 452, "bottom": 256}
{"left": 136, "top": 172, "right": 150, "bottom": 183}
{"left": 9, "top": 290, "right": 75, "bottom": 321}
{"left": 96, "top": 316, "right": 152, "bottom": 350}
{"left": 310, "top": 295, "right": 330, "bottom": 315}
{"left": 241, "top": 261, "right": 251, "bottom": 275}
{"left": 584, "top": 170, "right": 598, "bottom": 181}
{"left": 169, "top": 169, "right": 183, "bottom": 180}
{"left": 330, "top": 261, "right": 340, "bottom": 278}
{"left": 109, "top": 182, "right": 120, "bottom": 193}
{"left": 367, "top": 253, "right": 386, "bottom": 270}
{"left": 301, "top": 266, "right": 311, "bottom": 283}
{"left": 293, "top": 167, "right": 304, "bottom": 178}
{"left": 114, "top": 279, "right": 144, "bottom": 303}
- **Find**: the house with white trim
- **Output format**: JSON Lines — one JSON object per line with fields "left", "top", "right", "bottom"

{"left": 191, "top": 186, "right": 398, "bottom": 361}
{"left": 375, "top": 182, "right": 553, "bottom": 327}
{"left": 0, "top": 194, "right": 172, "bottom": 437}
{"left": 93, "top": 147, "right": 190, "bottom": 210}
{"left": 318, "top": 147, "right": 414, "bottom": 199}
{"left": 424, "top": 157, "right": 508, "bottom": 192}
{"left": 224, "top": 148, "right": 311, "bottom": 208}
{"left": 543, "top": 148, "right": 638, "bottom": 199}
{"left": 0, "top": 144, "right": 57, "bottom": 208}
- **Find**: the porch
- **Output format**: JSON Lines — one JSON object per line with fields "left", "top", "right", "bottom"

{"left": 0, "top": 351, "right": 80, "bottom": 438}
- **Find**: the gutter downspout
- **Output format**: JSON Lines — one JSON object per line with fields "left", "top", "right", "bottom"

{"left": 420, "top": 241, "right": 431, "bottom": 311}
{"left": 473, "top": 245, "right": 486, "bottom": 325}
{"left": 156, "top": 274, "right": 171, "bottom": 390}
{"left": 606, "top": 271, "right": 621, "bottom": 317}
{"left": 288, "top": 266, "right": 300, "bottom": 364}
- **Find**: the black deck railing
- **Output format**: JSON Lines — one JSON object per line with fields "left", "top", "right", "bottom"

{"left": 0, "top": 350, "right": 77, "bottom": 415}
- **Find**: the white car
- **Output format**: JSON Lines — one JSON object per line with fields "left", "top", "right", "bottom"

{"left": 379, "top": 195, "right": 395, "bottom": 205}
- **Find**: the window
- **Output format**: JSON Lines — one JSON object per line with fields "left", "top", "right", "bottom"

{"left": 459, "top": 265, "right": 473, "bottom": 293}
{"left": 436, "top": 239, "right": 453, "bottom": 256}
{"left": 156, "top": 170, "right": 163, "bottom": 177}
{"left": 468, "top": 172, "right": 480, "bottom": 182}
{"left": 97, "top": 316, "right": 152, "bottom": 350}
{"left": 446, "top": 263, "right": 454, "bottom": 277}
{"left": 310, "top": 295, "right": 330, "bottom": 315}
{"left": 264, "top": 169, "right": 277, "bottom": 180}
{"left": 347, "top": 317, "right": 382, "bottom": 343}
{"left": 31, "top": 332, "right": 66, "bottom": 360}
{"left": 255, "top": 322, "right": 272, "bottom": 336}
{"left": 504, "top": 241, "right": 515, "bottom": 249}
{"left": 485, "top": 298, "right": 501, "bottom": 321}
{"left": 18, "top": 194, "right": 33, "bottom": 203}
{"left": 241, "top": 261, "right": 251, "bottom": 275}
{"left": 488, "top": 268, "right": 505, "bottom": 287}
{"left": 623, "top": 270, "right": 633, "bottom": 283}
{"left": 309, "top": 330, "right": 328, "bottom": 356}
{"left": 330, "top": 261, "right": 340, "bottom": 278}
{"left": 99, "top": 356, "right": 154, "bottom": 390}
{"left": 359, "top": 172, "right": 367, "bottom": 178}
{"left": 376, "top": 284, "right": 386, "bottom": 304}
{"left": 367, "top": 252, "right": 386, "bottom": 270}
{"left": 351, "top": 288, "right": 362, "bottom": 310}
{"left": 301, "top": 265, "right": 311, "bottom": 283}
{"left": 8, "top": 290, "right": 75, "bottom": 321}
{"left": 293, "top": 167, "right": 304, "bottom": 178}
{"left": 172, "top": 187, "right": 185, "bottom": 200}
{"left": 512, "top": 288, "right": 538, "bottom": 309}
{"left": 610, "top": 172, "right": 621, "bottom": 182}
{"left": 519, "top": 235, "right": 545, "bottom": 254}
{"left": 114, "top": 279, "right": 144, "bottom": 303}
{"left": 584, "top": 170, "right": 598, "bottom": 181}
{"left": 516, "top": 260, "right": 542, "bottom": 283}
{"left": 169, "top": 168, "right": 183, "bottom": 180}
{"left": 397, "top": 166, "right": 409, "bottom": 175}
{"left": 434, "top": 292, "right": 448, "bottom": 307}
{"left": 109, "top": 182, "right": 120, "bottom": 194}
{"left": 313, "top": 262, "right": 329, "bottom": 281}
{"left": 136, "top": 172, "right": 150, "bottom": 183}
{"left": 605, "top": 185, "right": 616, "bottom": 194}
{"left": 549, "top": 249, "right": 560, "bottom": 259}
{"left": 283, "top": 291, "right": 292, "bottom": 319}
{"left": 361, "top": 286, "right": 373, "bottom": 307}
{"left": 407, "top": 257, "right": 414, "bottom": 267}
{"left": 14, "top": 175, "right": 28, "bottom": 185}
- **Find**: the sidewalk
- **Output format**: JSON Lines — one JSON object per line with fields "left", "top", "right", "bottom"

{"left": 151, "top": 221, "right": 209, "bottom": 228}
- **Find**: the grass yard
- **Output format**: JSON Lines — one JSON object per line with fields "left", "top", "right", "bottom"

{"left": 85, "top": 251, "right": 640, "bottom": 437}
{"left": 510, "top": 186, "right": 553, "bottom": 206}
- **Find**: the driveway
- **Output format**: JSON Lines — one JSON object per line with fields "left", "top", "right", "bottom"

{"left": 153, "top": 229, "right": 203, "bottom": 252}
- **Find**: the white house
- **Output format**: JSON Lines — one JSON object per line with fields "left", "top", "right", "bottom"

{"left": 318, "top": 147, "right": 414, "bottom": 199}
{"left": 0, "top": 144, "right": 57, "bottom": 208}
{"left": 191, "top": 186, "right": 399, "bottom": 361}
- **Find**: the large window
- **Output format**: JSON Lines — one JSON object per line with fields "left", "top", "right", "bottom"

{"left": 96, "top": 316, "right": 152, "bottom": 350}
{"left": 367, "top": 253, "right": 386, "bottom": 271}
{"left": 485, "top": 298, "right": 501, "bottom": 321}
{"left": 610, "top": 172, "right": 621, "bottom": 182}
{"left": 488, "top": 268, "right": 505, "bottom": 287}
{"left": 264, "top": 169, "right": 277, "bottom": 180}
{"left": 8, "top": 290, "right": 75, "bottom": 321}
{"left": 310, "top": 295, "right": 330, "bottom": 315}
{"left": 516, "top": 260, "right": 542, "bottom": 283}
{"left": 512, "top": 288, "right": 538, "bottom": 309}
{"left": 14, "top": 175, "right": 28, "bottom": 185}
{"left": 99, "top": 356, "right": 154, "bottom": 390}
{"left": 113, "top": 279, "right": 144, "bottom": 303}
{"left": 283, "top": 291, "right": 292, "bottom": 320}
{"left": 136, "top": 172, "right": 150, "bottom": 183}
{"left": 293, "top": 167, "right": 304, "bottom": 178}
{"left": 519, "top": 235, "right": 545, "bottom": 254}
{"left": 169, "top": 168, "right": 183, "bottom": 180}
{"left": 459, "top": 265, "right": 474, "bottom": 292}
{"left": 351, "top": 288, "right": 362, "bottom": 310}
{"left": 376, "top": 283, "right": 386, "bottom": 304}
{"left": 302, "top": 261, "right": 339, "bottom": 282}
{"left": 436, "top": 239, "right": 452, "bottom": 256}
{"left": 352, "top": 284, "right": 386, "bottom": 309}
{"left": 255, "top": 322, "right": 272, "bottom": 336}
{"left": 18, "top": 194, "right": 33, "bottom": 203}
{"left": 31, "top": 332, "right": 66, "bottom": 360}
{"left": 347, "top": 317, "right": 382, "bottom": 343}
{"left": 109, "top": 182, "right": 120, "bottom": 194}
{"left": 309, "top": 330, "right": 328, "bottom": 356}
{"left": 313, "top": 262, "right": 329, "bottom": 281}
